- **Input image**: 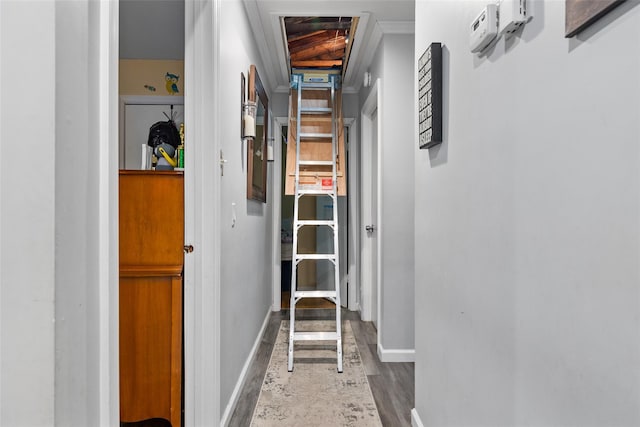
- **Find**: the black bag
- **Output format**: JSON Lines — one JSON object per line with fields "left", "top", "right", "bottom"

{"left": 147, "top": 120, "right": 180, "bottom": 149}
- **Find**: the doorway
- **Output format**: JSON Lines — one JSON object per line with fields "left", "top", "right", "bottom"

{"left": 360, "top": 79, "right": 381, "bottom": 326}
{"left": 275, "top": 120, "right": 353, "bottom": 311}
{"left": 118, "top": 1, "right": 192, "bottom": 426}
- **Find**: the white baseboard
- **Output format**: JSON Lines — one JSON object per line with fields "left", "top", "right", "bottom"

{"left": 411, "top": 408, "right": 425, "bottom": 427}
{"left": 220, "top": 308, "right": 271, "bottom": 426}
{"left": 377, "top": 343, "right": 415, "bottom": 362}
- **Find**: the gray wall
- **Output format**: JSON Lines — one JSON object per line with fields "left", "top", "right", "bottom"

{"left": 414, "top": 1, "right": 640, "bottom": 425}
{"left": 359, "top": 33, "right": 416, "bottom": 352}
{"left": 219, "top": 0, "right": 273, "bottom": 417}
{"left": 1, "top": 1, "right": 109, "bottom": 425}
{"left": 120, "top": 0, "right": 184, "bottom": 59}
{"left": 1, "top": 2, "right": 56, "bottom": 425}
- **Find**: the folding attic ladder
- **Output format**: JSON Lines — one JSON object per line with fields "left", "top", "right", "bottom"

{"left": 287, "top": 73, "right": 343, "bottom": 373}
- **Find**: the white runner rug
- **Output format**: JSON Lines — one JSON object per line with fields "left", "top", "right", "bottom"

{"left": 251, "top": 320, "right": 382, "bottom": 426}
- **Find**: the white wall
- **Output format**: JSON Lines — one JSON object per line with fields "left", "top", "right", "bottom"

{"left": 54, "top": 1, "right": 114, "bottom": 425}
{"left": 414, "top": 1, "right": 640, "bottom": 425}
{"left": 379, "top": 34, "right": 415, "bottom": 351}
{"left": 219, "top": 0, "right": 274, "bottom": 417}
{"left": 2, "top": 2, "right": 116, "bottom": 425}
{"left": 359, "top": 33, "right": 416, "bottom": 354}
{"left": 1, "top": 2, "right": 56, "bottom": 425}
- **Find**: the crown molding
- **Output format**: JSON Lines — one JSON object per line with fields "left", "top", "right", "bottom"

{"left": 378, "top": 20, "right": 415, "bottom": 34}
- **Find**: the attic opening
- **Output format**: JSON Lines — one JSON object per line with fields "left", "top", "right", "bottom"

{"left": 283, "top": 16, "right": 359, "bottom": 82}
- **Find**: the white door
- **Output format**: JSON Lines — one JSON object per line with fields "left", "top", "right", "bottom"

{"left": 369, "top": 109, "right": 379, "bottom": 328}
{"left": 121, "top": 99, "right": 184, "bottom": 169}
{"left": 360, "top": 80, "right": 380, "bottom": 327}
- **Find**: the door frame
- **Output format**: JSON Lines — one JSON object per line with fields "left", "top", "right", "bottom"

{"left": 271, "top": 116, "right": 359, "bottom": 311}
{"left": 344, "top": 117, "right": 359, "bottom": 311}
{"left": 101, "top": 0, "right": 222, "bottom": 425}
{"left": 271, "top": 116, "right": 288, "bottom": 311}
{"left": 118, "top": 95, "right": 184, "bottom": 168}
{"left": 183, "top": 0, "right": 222, "bottom": 425}
{"left": 360, "top": 79, "right": 382, "bottom": 326}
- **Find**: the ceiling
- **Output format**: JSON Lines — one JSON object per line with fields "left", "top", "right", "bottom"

{"left": 243, "top": 0, "right": 414, "bottom": 93}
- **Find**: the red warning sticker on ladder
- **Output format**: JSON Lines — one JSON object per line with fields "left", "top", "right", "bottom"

{"left": 321, "top": 178, "right": 333, "bottom": 190}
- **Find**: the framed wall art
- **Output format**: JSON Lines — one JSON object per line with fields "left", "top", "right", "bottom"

{"left": 247, "top": 64, "right": 268, "bottom": 203}
{"left": 565, "top": 0, "right": 626, "bottom": 37}
{"left": 418, "top": 42, "right": 443, "bottom": 149}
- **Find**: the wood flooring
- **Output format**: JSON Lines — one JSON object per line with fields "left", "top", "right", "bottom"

{"left": 227, "top": 309, "right": 414, "bottom": 427}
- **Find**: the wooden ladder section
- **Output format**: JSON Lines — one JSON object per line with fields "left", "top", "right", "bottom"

{"left": 285, "top": 83, "right": 347, "bottom": 196}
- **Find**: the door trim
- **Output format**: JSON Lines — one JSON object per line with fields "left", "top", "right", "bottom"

{"left": 100, "top": 0, "right": 120, "bottom": 424}
{"left": 360, "top": 79, "right": 382, "bottom": 327}
{"left": 271, "top": 116, "right": 288, "bottom": 311}
{"left": 344, "top": 118, "right": 359, "bottom": 311}
{"left": 184, "top": 0, "right": 222, "bottom": 425}
{"left": 273, "top": 117, "right": 359, "bottom": 312}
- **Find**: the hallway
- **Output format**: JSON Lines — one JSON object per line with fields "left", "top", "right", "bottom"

{"left": 228, "top": 309, "right": 414, "bottom": 426}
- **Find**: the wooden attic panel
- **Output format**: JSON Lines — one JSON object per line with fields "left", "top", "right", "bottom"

{"left": 285, "top": 88, "right": 347, "bottom": 196}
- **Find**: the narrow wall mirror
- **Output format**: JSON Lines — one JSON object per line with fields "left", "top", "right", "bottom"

{"left": 247, "top": 64, "right": 268, "bottom": 202}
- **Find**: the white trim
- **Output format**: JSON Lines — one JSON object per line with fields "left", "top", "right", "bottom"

{"left": 119, "top": 95, "right": 184, "bottom": 105}
{"left": 378, "top": 20, "right": 415, "bottom": 34}
{"left": 220, "top": 309, "right": 272, "bottom": 426}
{"left": 0, "top": 0, "right": 2, "bottom": 417}
{"left": 345, "top": 117, "right": 359, "bottom": 311}
{"left": 269, "top": 13, "right": 292, "bottom": 93}
{"left": 346, "top": 17, "right": 381, "bottom": 93}
{"left": 411, "top": 408, "right": 425, "bottom": 427}
{"left": 375, "top": 79, "right": 383, "bottom": 346}
{"left": 360, "top": 79, "right": 380, "bottom": 323}
{"left": 376, "top": 344, "right": 415, "bottom": 363}
{"left": 272, "top": 116, "right": 288, "bottom": 312}
{"left": 184, "top": 0, "right": 221, "bottom": 425}
{"left": 242, "top": 0, "right": 280, "bottom": 92}
{"left": 100, "top": 0, "right": 120, "bottom": 424}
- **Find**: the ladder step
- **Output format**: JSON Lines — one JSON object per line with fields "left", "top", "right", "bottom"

{"left": 300, "top": 82, "right": 333, "bottom": 89}
{"left": 300, "top": 132, "right": 332, "bottom": 139}
{"left": 294, "top": 290, "right": 337, "bottom": 299}
{"left": 298, "top": 160, "right": 334, "bottom": 166}
{"left": 301, "top": 107, "right": 333, "bottom": 114}
{"left": 296, "top": 220, "right": 335, "bottom": 227}
{"left": 293, "top": 331, "right": 339, "bottom": 341}
{"left": 296, "top": 254, "right": 336, "bottom": 261}
{"left": 297, "top": 189, "right": 336, "bottom": 196}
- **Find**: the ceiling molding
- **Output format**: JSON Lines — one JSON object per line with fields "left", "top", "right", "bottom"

{"left": 269, "top": 12, "right": 291, "bottom": 89}
{"left": 343, "top": 17, "right": 382, "bottom": 92}
{"left": 377, "top": 20, "right": 415, "bottom": 34}
{"left": 242, "top": 0, "right": 280, "bottom": 94}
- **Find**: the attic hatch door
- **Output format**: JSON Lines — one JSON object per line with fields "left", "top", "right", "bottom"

{"left": 283, "top": 16, "right": 358, "bottom": 79}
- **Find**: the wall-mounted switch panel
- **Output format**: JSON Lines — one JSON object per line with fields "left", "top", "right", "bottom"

{"left": 470, "top": 4, "right": 499, "bottom": 53}
{"left": 499, "top": 0, "right": 530, "bottom": 36}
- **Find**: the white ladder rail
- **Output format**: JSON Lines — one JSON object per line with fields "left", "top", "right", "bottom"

{"left": 288, "top": 73, "right": 343, "bottom": 373}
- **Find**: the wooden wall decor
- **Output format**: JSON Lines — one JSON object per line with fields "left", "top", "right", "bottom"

{"left": 418, "top": 42, "right": 443, "bottom": 149}
{"left": 565, "top": 0, "right": 626, "bottom": 38}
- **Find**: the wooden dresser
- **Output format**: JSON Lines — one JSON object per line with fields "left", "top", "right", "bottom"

{"left": 119, "top": 171, "right": 183, "bottom": 427}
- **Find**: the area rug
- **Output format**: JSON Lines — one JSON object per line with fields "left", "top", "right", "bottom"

{"left": 250, "top": 320, "right": 382, "bottom": 427}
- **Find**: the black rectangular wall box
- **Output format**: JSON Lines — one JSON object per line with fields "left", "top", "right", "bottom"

{"left": 418, "top": 42, "right": 442, "bottom": 149}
